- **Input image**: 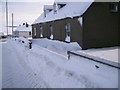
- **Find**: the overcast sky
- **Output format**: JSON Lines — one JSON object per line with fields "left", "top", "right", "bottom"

{"left": 0, "top": 0, "right": 54, "bottom": 34}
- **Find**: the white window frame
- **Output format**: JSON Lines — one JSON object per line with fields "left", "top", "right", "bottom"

{"left": 65, "top": 23, "right": 70, "bottom": 42}
{"left": 50, "top": 25, "right": 53, "bottom": 39}
{"left": 40, "top": 26, "right": 43, "bottom": 37}
{"left": 34, "top": 28, "right": 36, "bottom": 36}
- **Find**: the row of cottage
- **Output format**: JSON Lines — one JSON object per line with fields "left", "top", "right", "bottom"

{"left": 15, "top": 0, "right": 120, "bottom": 50}
{"left": 32, "top": 0, "right": 120, "bottom": 49}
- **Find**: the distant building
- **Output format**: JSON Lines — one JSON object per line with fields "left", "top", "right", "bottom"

{"left": 0, "top": 32, "right": 4, "bottom": 36}
{"left": 32, "top": 0, "right": 120, "bottom": 49}
{"left": 0, "top": 32, "right": 4, "bottom": 39}
{"left": 13, "top": 23, "right": 32, "bottom": 38}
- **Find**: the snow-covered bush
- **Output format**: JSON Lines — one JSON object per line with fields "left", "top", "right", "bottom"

{"left": 19, "top": 37, "right": 30, "bottom": 46}
{"left": 13, "top": 37, "right": 31, "bottom": 48}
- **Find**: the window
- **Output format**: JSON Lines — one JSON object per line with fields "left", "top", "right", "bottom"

{"left": 110, "top": 3, "right": 118, "bottom": 12}
{"left": 58, "top": 4, "right": 66, "bottom": 9}
{"left": 49, "top": 9, "right": 52, "bottom": 12}
{"left": 50, "top": 25, "right": 53, "bottom": 35}
{"left": 34, "top": 28, "right": 36, "bottom": 36}
{"left": 65, "top": 23, "right": 70, "bottom": 42}
{"left": 29, "top": 32, "right": 31, "bottom": 35}
{"left": 50, "top": 25, "right": 53, "bottom": 39}
{"left": 40, "top": 26, "right": 43, "bottom": 37}
{"left": 65, "top": 23, "right": 70, "bottom": 36}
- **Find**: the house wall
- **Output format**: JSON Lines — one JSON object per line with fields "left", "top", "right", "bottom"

{"left": 32, "top": 18, "right": 83, "bottom": 48}
{"left": 60, "top": 19, "right": 66, "bottom": 41}
{"left": 13, "top": 31, "right": 19, "bottom": 37}
{"left": 32, "top": 24, "right": 39, "bottom": 38}
{"left": 13, "top": 31, "right": 31, "bottom": 38}
{"left": 53, "top": 18, "right": 73, "bottom": 42}
{"left": 53, "top": 20, "right": 64, "bottom": 41}
{"left": 32, "top": 25, "right": 34, "bottom": 38}
{"left": 70, "top": 17, "right": 83, "bottom": 48}
{"left": 18, "top": 31, "right": 31, "bottom": 38}
{"left": 46, "top": 22, "right": 53, "bottom": 39}
{"left": 36, "top": 24, "right": 41, "bottom": 38}
{"left": 39, "top": 23, "right": 44, "bottom": 38}
{"left": 43, "top": 23, "right": 49, "bottom": 38}
{"left": 83, "top": 2, "right": 119, "bottom": 49}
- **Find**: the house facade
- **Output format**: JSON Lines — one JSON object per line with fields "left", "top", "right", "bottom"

{"left": 14, "top": 23, "right": 32, "bottom": 38}
{"left": 32, "top": 1, "right": 120, "bottom": 49}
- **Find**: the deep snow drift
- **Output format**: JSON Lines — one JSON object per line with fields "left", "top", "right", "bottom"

{"left": 2, "top": 37, "right": 119, "bottom": 88}
{"left": 31, "top": 38, "right": 81, "bottom": 55}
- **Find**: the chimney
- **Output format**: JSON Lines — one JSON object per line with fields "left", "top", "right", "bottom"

{"left": 26, "top": 22, "right": 28, "bottom": 27}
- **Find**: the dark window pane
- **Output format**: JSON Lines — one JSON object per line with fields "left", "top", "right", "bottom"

{"left": 110, "top": 3, "right": 118, "bottom": 12}
{"left": 29, "top": 32, "right": 31, "bottom": 35}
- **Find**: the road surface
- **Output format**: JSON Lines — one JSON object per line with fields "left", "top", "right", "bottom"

{"left": 2, "top": 41, "right": 48, "bottom": 88}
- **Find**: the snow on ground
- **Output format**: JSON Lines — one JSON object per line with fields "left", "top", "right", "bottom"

{"left": 2, "top": 37, "right": 119, "bottom": 88}
{"left": 31, "top": 38, "right": 119, "bottom": 65}
{"left": 77, "top": 47, "right": 119, "bottom": 63}
{"left": 31, "top": 38, "right": 81, "bottom": 55}
{"left": 2, "top": 41, "right": 48, "bottom": 88}
{"left": 70, "top": 47, "right": 119, "bottom": 69}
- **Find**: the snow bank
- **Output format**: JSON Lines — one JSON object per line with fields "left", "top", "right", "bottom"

{"left": 32, "top": 38, "right": 81, "bottom": 55}
{"left": 76, "top": 47, "right": 119, "bottom": 63}
{"left": 12, "top": 37, "right": 31, "bottom": 48}
{"left": 32, "top": 38, "right": 119, "bottom": 66}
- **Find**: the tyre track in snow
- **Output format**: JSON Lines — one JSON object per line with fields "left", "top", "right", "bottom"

{"left": 5, "top": 40, "right": 50, "bottom": 88}
{"left": 26, "top": 43, "right": 98, "bottom": 88}
{"left": 2, "top": 42, "right": 14, "bottom": 88}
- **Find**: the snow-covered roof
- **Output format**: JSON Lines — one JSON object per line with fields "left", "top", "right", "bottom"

{"left": 44, "top": 5, "right": 53, "bottom": 10}
{"left": 15, "top": 25, "right": 32, "bottom": 32}
{"left": 54, "top": 0, "right": 67, "bottom": 5}
{"left": 33, "top": 0, "right": 94, "bottom": 24}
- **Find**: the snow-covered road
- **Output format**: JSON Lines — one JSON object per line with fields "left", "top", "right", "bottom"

{"left": 2, "top": 41, "right": 48, "bottom": 88}
{"left": 2, "top": 38, "right": 119, "bottom": 88}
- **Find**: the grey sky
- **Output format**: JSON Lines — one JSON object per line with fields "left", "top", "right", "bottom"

{"left": 0, "top": 0, "right": 54, "bottom": 34}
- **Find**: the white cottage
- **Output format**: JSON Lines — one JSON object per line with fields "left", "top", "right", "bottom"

{"left": 13, "top": 23, "right": 32, "bottom": 38}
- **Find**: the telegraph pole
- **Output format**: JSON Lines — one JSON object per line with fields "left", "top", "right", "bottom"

{"left": 6, "top": 0, "right": 8, "bottom": 35}
{"left": 12, "top": 13, "right": 13, "bottom": 36}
